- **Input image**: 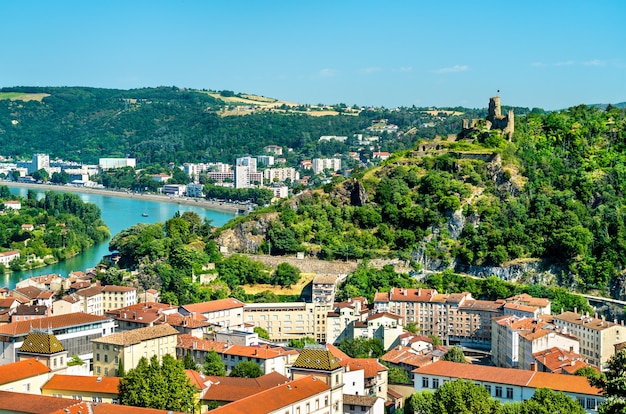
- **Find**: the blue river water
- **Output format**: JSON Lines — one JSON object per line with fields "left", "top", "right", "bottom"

{"left": 1, "top": 187, "right": 236, "bottom": 289}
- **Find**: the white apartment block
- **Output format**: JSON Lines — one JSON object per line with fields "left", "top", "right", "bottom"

{"left": 257, "top": 155, "right": 275, "bottom": 166}
{"left": 0, "top": 250, "right": 20, "bottom": 267}
{"left": 98, "top": 158, "right": 136, "bottom": 170}
{"left": 270, "top": 185, "right": 289, "bottom": 199}
{"left": 244, "top": 302, "right": 333, "bottom": 343}
{"left": 263, "top": 167, "right": 299, "bottom": 183}
{"left": 236, "top": 156, "right": 257, "bottom": 172}
{"left": 31, "top": 154, "right": 50, "bottom": 174}
{"left": 552, "top": 311, "right": 624, "bottom": 369}
{"left": 312, "top": 158, "right": 341, "bottom": 175}
{"left": 234, "top": 164, "right": 250, "bottom": 188}
{"left": 179, "top": 298, "right": 245, "bottom": 330}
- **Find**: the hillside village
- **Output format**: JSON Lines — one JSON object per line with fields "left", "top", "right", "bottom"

{"left": 0, "top": 97, "right": 620, "bottom": 413}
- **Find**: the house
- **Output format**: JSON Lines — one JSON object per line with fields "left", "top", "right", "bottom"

{"left": 0, "top": 250, "right": 20, "bottom": 267}
{"left": 532, "top": 346, "right": 592, "bottom": 374}
{"left": 209, "top": 376, "right": 331, "bottom": 414}
{"left": 413, "top": 360, "right": 604, "bottom": 413}
{"left": 105, "top": 302, "right": 179, "bottom": 331}
{"left": 0, "top": 358, "right": 51, "bottom": 393}
{"left": 91, "top": 323, "right": 179, "bottom": 377}
{"left": 75, "top": 285, "right": 104, "bottom": 315}
{"left": 264, "top": 145, "right": 283, "bottom": 155}
{"left": 326, "top": 344, "right": 388, "bottom": 400}
{"left": 16, "top": 274, "right": 65, "bottom": 292}
{"left": 12, "top": 304, "right": 51, "bottom": 321}
{"left": 326, "top": 297, "right": 368, "bottom": 345}
{"left": 380, "top": 345, "right": 441, "bottom": 381}
{"left": 0, "top": 312, "right": 116, "bottom": 366}
{"left": 41, "top": 374, "right": 120, "bottom": 404}
{"left": 176, "top": 334, "right": 298, "bottom": 376}
{"left": 3, "top": 200, "right": 21, "bottom": 210}
{"left": 52, "top": 295, "right": 84, "bottom": 315}
{"left": 354, "top": 312, "right": 403, "bottom": 350}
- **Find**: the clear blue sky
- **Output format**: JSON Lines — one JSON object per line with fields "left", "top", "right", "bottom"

{"left": 1, "top": 0, "right": 624, "bottom": 110}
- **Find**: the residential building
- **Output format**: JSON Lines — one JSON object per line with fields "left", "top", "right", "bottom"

{"left": 413, "top": 360, "right": 604, "bottom": 413}
{"left": 0, "top": 249, "right": 19, "bottom": 268}
{"left": 209, "top": 376, "right": 331, "bottom": 414}
{"left": 380, "top": 345, "right": 441, "bottom": 381}
{"left": 234, "top": 164, "right": 250, "bottom": 188}
{"left": 179, "top": 298, "right": 245, "bottom": 331}
{"left": 290, "top": 346, "right": 344, "bottom": 414}
{"left": 91, "top": 323, "right": 179, "bottom": 377}
{"left": 16, "top": 331, "right": 68, "bottom": 373}
{"left": 491, "top": 314, "right": 579, "bottom": 370}
{"left": 186, "top": 183, "right": 204, "bottom": 198}
{"left": 312, "top": 158, "right": 341, "bottom": 175}
{"left": 264, "top": 145, "right": 283, "bottom": 155}
{"left": 199, "top": 371, "right": 289, "bottom": 409}
{"left": 105, "top": 302, "right": 179, "bottom": 331}
{"left": 101, "top": 285, "right": 137, "bottom": 314}
{"left": 16, "top": 274, "right": 65, "bottom": 292}
{"left": 353, "top": 313, "right": 403, "bottom": 351}
{"left": 3, "top": 200, "right": 21, "bottom": 210}
{"left": 326, "top": 344, "right": 388, "bottom": 399}
{"left": 0, "top": 358, "right": 51, "bottom": 393}
{"left": 0, "top": 313, "right": 116, "bottom": 366}
{"left": 312, "top": 275, "right": 338, "bottom": 304}
{"left": 75, "top": 285, "right": 103, "bottom": 315}
{"left": 270, "top": 185, "right": 289, "bottom": 199}
{"left": 326, "top": 297, "right": 368, "bottom": 345}
{"left": 98, "top": 158, "right": 136, "bottom": 170}
{"left": 532, "top": 347, "right": 591, "bottom": 374}
{"left": 256, "top": 155, "right": 275, "bottom": 166}
{"left": 263, "top": 167, "right": 299, "bottom": 183}
{"left": 31, "top": 153, "right": 50, "bottom": 174}
{"left": 343, "top": 394, "right": 385, "bottom": 414}
{"left": 52, "top": 295, "right": 83, "bottom": 315}
{"left": 42, "top": 374, "right": 120, "bottom": 404}
{"left": 244, "top": 302, "right": 332, "bottom": 343}
{"left": 552, "top": 311, "right": 624, "bottom": 369}
{"left": 176, "top": 334, "right": 298, "bottom": 376}
{"left": 12, "top": 304, "right": 51, "bottom": 321}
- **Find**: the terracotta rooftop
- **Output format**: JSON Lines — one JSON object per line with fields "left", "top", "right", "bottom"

{"left": 343, "top": 394, "right": 380, "bottom": 406}
{"left": 367, "top": 312, "right": 402, "bottom": 322}
{"left": 106, "top": 302, "right": 177, "bottom": 324}
{"left": 414, "top": 361, "right": 602, "bottom": 395}
{"left": 553, "top": 311, "right": 618, "bottom": 331}
{"left": 76, "top": 285, "right": 103, "bottom": 297}
{"left": 345, "top": 358, "right": 387, "bottom": 378}
{"left": 13, "top": 304, "right": 49, "bottom": 316}
{"left": 177, "top": 334, "right": 297, "bottom": 359}
{"left": 93, "top": 323, "right": 178, "bottom": 346}
{"left": 381, "top": 346, "right": 436, "bottom": 369}
{"left": 18, "top": 332, "right": 65, "bottom": 354}
{"left": 43, "top": 374, "right": 120, "bottom": 394}
{"left": 459, "top": 299, "right": 504, "bottom": 312}
{"left": 200, "top": 371, "right": 290, "bottom": 402}
{"left": 0, "top": 358, "right": 50, "bottom": 385}
{"left": 376, "top": 288, "right": 439, "bottom": 303}
{"left": 532, "top": 346, "right": 590, "bottom": 374}
{"left": 209, "top": 376, "right": 330, "bottom": 414}
{"left": 102, "top": 285, "right": 136, "bottom": 292}
{"left": 181, "top": 298, "right": 244, "bottom": 314}
{"left": 506, "top": 293, "right": 550, "bottom": 308}
{"left": 0, "top": 390, "right": 77, "bottom": 413}
{"left": 312, "top": 274, "right": 338, "bottom": 284}
{"left": 13, "top": 286, "right": 44, "bottom": 300}
{"left": 0, "top": 312, "right": 111, "bottom": 337}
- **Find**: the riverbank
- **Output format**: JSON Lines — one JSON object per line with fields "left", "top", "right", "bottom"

{"left": 2, "top": 181, "right": 244, "bottom": 214}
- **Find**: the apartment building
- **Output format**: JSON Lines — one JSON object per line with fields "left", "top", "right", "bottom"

{"left": 244, "top": 302, "right": 332, "bottom": 343}
{"left": 100, "top": 285, "right": 137, "bottom": 313}
{"left": 0, "top": 313, "right": 116, "bottom": 366}
{"left": 176, "top": 334, "right": 298, "bottom": 376}
{"left": 263, "top": 167, "right": 300, "bottom": 183}
{"left": 312, "top": 158, "right": 341, "bottom": 175}
{"left": 491, "top": 315, "right": 579, "bottom": 369}
{"left": 326, "top": 297, "right": 368, "bottom": 345}
{"left": 179, "top": 298, "right": 245, "bottom": 331}
{"left": 75, "top": 286, "right": 103, "bottom": 315}
{"left": 91, "top": 323, "right": 179, "bottom": 377}
{"left": 353, "top": 313, "right": 403, "bottom": 350}
{"left": 552, "top": 311, "right": 624, "bottom": 369}
{"left": 414, "top": 361, "right": 604, "bottom": 413}
{"left": 312, "top": 275, "right": 338, "bottom": 304}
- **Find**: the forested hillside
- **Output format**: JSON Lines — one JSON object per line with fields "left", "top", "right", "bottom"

{"left": 0, "top": 86, "right": 487, "bottom": 165}
{"left": 221, "top": 104, "right": 626, "bottom": 297}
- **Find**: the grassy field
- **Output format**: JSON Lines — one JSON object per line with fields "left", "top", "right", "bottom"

{"left": 0, "top": 92, "right": 49, "bottom": 102}
{"left": 242, "top": 272, "right": 315, "bottom": 296}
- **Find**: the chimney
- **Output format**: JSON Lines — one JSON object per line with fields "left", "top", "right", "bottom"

{"left": 529, "top": 362, "right": 537, "bottom": 371}
{"left": 569, "top": 346, "right": 573, "bottom": 353}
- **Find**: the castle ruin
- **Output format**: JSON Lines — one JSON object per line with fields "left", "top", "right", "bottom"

{"left": 462, "top": 96, "right": 514, "bottom": 140}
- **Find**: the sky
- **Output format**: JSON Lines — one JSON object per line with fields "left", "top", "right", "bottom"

{"left": 1, "top": 1, "right": 625, "bottom": 110}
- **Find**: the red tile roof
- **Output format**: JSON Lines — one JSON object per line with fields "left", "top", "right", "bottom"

{"left": 201, "top": 372, "right": 290, "bottom": 402}
{"left": 345, "top": 358, "right": 387, "bottom": 378}
{"left": 0, "top": 358, "right": 50, "bottom": 385}
{"left": 43, "top": 374, "right": 120, "bottom": 394}
{"left": 181, "top": 298, "right": 244, "bottom": 314}
{"left": 381, "top": 346, "right": 437, "bottom": 369}
{"left": 414, "top": 361, "right": 602, "bottom": 395}
{"left": 177, "top": 334, "right": 298, "bottom": 360}
{"left": 0, "top": 390, "right": 77, "bottom": 413}
{"left": 209, "top": 376, "right": 329, "bottom": 414}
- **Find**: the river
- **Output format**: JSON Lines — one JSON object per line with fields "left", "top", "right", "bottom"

{"left": 1, "top": 187, "right": 236, "bottom": 289}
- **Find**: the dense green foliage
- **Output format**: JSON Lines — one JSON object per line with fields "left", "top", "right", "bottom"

{"left": 118, "top": 355, "right": 196, "bottom": 412}
{"left": 589, "top": 349, "right": 626, "bottom": 413}
{"left": 202, "top": 350, "right": 227, "bottom": 376}
{"left": 441, "top": 346, "right": 467, "bottom": 363}
{"left": 0, "top": 188, "right": 109, "bottom": 270}
{"left": 287, "top": 337, "right": 318, "bottom": 349}
{"left": 229, "top": 360, "right": 263, "bottom": 378}
{"left": 407, "top": 382, "right": 585, "bottom": 414}
{"left": 337, "top": 337, "right": 384, "bottom": 358}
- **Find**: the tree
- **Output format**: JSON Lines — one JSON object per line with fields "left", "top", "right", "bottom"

{"left": 202, "top": 350, "right": 226, "bottom": 376}
{"left": 229, "top": 360, "right": 262, "bottom": 378}
{"left": 271, "top": 262, "right": 301, "bottom": 287}
{"left": 388, "top": 366, "right": 412, "bottom": 385}
{"left": 405, "top": 321, "right": 419, "bottom": 334}
{"left": 118, "top": 355, "right": 196, "bottom": 412}
{"left": 589, "top": 349, "right": 626, "bottom": 413}
{"left": 513, "top": 388, "right": 586, "bottom": 414}
{"left": 441, "top": 346, "right": 467, "bottom": 363}
{"left": 288, "top": 337, "right": 317, "bottom": 349}
{"left": 337, "top": 337, "right": 384, "bottom": 358}
{"left": 254, "top": 326, "right": 270, "bottom": 340}
{"left": 183, "top": 352, "right": 198, "bottom": 371}
{"left": 432, "top": 379, "right": 500, "bottom": 413}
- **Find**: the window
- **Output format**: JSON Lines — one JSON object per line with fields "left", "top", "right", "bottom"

{"left": 495, "top": 386, "right": 502, "bottom": 397}
{"left": 361, "top": 407, "right": 366, "bottom": 412}
{"left": 484, "top": 384, "right": 492, "bottom": 395}
{"left": 350, "top": 406, "right": 355, "bottom": 410}
{"left": 432, "top": 378, "right": 439, "bottom": 389}
{"left": 325, "top": 396, "right": 329, "bottom": 406}
{"left": 96, "top": 353, "right": 100, "bottom": 362}
{"left": 22, "top": 383, "right": 30, "bottom": 392}
{"left": 422, "top": 377, "right": 429, "bottom": 388}
{"left": 586, "top": 398, "right": 596, "bottom": 410}
{"left": 104, "top": 355, "right": 108, "bottom": 363}
{"left": 506, "top": 387, "right": 513, "bottom": 399}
